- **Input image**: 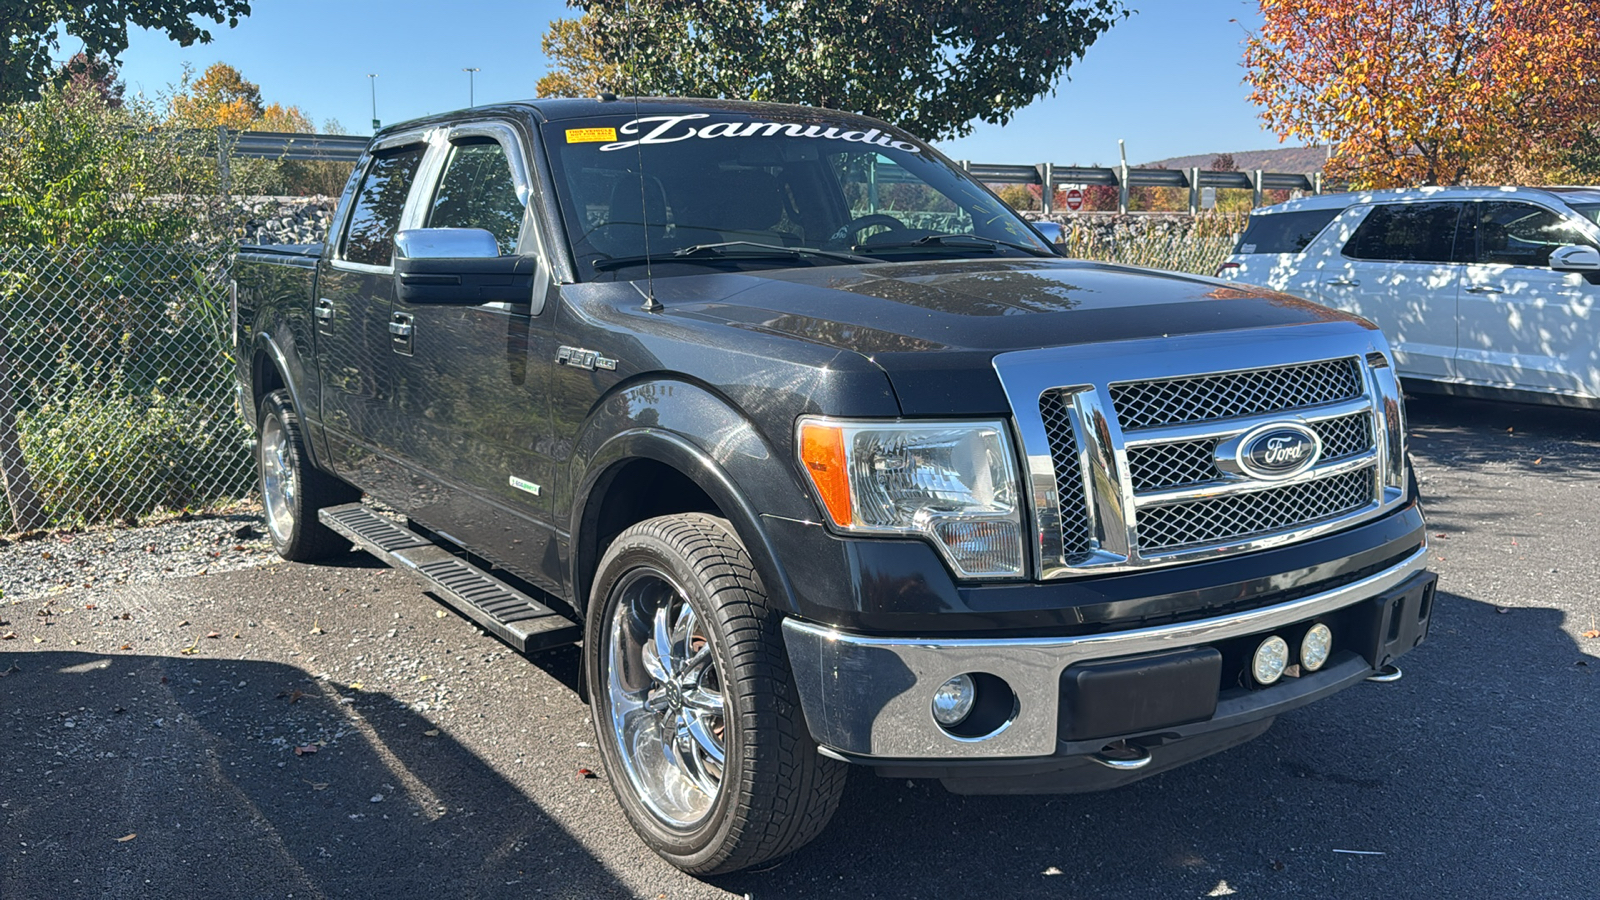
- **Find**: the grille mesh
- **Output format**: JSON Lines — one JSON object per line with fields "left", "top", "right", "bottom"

{"left": 1136, "top": 469, "right": 1375, "bottom": 553}
{"left": 1110, "top": 358, "right": 1362, "bottom": 431}
{"left": 1314, "top": 413, "right": 1373, "bottom": 460}
{"left": 1127, "top": 441, "right": 1217, "bottom": 492}
{"left": 1039, "top": 391, "right": 1095, "bottom": 559}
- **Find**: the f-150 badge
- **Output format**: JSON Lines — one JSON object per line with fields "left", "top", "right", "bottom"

{"left": 557, "top": 346, "right": 617, "bottom": 371}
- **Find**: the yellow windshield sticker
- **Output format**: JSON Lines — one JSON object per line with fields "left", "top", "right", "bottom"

{"left": 566, "top": 127, "right": 618, "bottom": 144}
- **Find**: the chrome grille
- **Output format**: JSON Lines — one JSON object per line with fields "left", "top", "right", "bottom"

{"left": 1110, "top": 358, "right": 1363, "bottom": 431}
{"left": 1127, "top": 441, "right": 1216, "bottom": 492}
{"left": 1039, "top": 391, "right": 1095, "bottom": 559}
{"left": 1137, "top": 469, "right": 1375, "bottom": 553}
{"left": 1314, "top": 412, "right": 1373, "bottom": 460}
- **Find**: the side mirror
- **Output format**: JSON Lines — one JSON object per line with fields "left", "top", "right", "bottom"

{"left": 1550, "top": 244, "right": 1600, "bottom": 272}
{"left": 392, "top": 228, "right": 535, "bottom": 305}
{"left": 394, "top": 227, "right": 500, "bottom": 260}
{"left": 1032, "top": 220, "right": 1065, "bottom": 246}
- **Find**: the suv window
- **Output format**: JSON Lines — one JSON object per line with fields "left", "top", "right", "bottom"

{"left": 342, "top": 143, "right": 426, "bottom": 267}
{"left": 427, "top": 139, "right": 524, "bottom": 255}
{"left": 1468, "top": 201, "right": 1597, "bottom": 268}
{"left": 1344, "top": 202, "right": 1463, "bottom": 263}
{"left": 1235, "top": 209, "right": 1340, "bottom": 254}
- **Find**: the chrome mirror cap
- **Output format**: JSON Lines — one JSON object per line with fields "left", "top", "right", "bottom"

{"left": 394, "top": 228, "right": 501, "bottom": 260}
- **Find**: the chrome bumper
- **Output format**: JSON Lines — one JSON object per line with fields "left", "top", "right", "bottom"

{"left": 782, "top": 544, "right": 1430, "bottom": 760}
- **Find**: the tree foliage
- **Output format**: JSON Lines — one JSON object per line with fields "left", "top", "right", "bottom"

{"left": 0, "top": 1, "right": 251, "bottom": 105}
{"left": 546, "top": 0, "right": 1128, "bottom": 140}
{"left": 1244, "top": 0, "right": 1600, "bottom": 188}
{"left": 537, "top": 15, "right": 620, "bottom": 99}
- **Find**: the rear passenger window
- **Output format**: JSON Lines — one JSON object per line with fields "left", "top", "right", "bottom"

{"left": 427, "top": 139, "right": 525, "bottom": 255}
{"left": 1343, "top": 203, "right": 1463, "bottom": 263}
{"left": 342, "top": 144, "right": 426, "bottom": 267}
{"left": 1234, "top": 209, "right": 1340, "bottom": 254}
{"left": 1468, "top": 201, "right": 1597, "bottom": 267}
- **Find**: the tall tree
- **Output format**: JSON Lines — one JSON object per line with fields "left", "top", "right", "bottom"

{"left": 169, "top": 62, "right": 264, "bottom": 129}
{"left": 54, "top": 52, "right": 125, "bottom": 109}
{"left": 545, "top": 0, "right": 1128, "bottom": 141}
{"left": 1, "top": 1, "right": 250, "bottom": 105}
{"left": 537, "top": 15, "right": 620, "bottom": 99}
{"left": 1244, "top": 0, "right": 1600, "bottom": 188}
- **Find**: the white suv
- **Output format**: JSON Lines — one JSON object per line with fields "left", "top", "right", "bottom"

{"left": 1217, "top": 186, "right": 1600, "bottom": 404}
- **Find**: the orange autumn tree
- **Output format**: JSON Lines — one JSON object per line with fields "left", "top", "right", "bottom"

{"left": 1244, "top": 0, "right": 1600, "bottom": 188}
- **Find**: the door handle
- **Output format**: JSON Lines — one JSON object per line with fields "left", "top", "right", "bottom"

{"left": 314, "top": 298, "right": 334, "bottom": 321}
{"left": 1324, "top": 278, "right": 1360, "bottom": 287}
{"left": 388, "top": 319, "right": 413, "bottom": 337}
{"left": 1465, "top": 285, "right": 1505, "bottom": 295}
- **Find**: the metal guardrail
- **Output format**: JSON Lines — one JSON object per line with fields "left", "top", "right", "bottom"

{"left": 956, "top": 160, "right": 1323, "bottom": 214}
{"left": 212, "top": 129, "right": 1320, "bottom": 214}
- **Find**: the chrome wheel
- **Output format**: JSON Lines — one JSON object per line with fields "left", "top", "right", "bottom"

{"left": 605, "top": 566, "right": 728, "bottom": 830}
{"left": 259, "top": 413, "right": 296, "bottom": 544}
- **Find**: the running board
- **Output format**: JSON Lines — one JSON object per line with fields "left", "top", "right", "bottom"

{"left": 319, "top": 503, "right": 580, "bottom": 652}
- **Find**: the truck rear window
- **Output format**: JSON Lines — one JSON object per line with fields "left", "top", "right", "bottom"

{"left": 1234, "top": 209, "right": 1340, "bottom": 255}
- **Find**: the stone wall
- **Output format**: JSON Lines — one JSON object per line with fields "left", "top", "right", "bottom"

{"left": 230, "top": 196, "right": 336, "bottom": 246}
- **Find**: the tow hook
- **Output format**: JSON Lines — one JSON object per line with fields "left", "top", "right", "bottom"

{"left": 1091, "top": 740, "right": 1153, "bottom": 770}
{"left": 1365, "top": 663, "right": 1403, "bottom": 683}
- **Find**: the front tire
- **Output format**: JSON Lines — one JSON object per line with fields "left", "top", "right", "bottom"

{"left": 586, "top": 513, "right": 846, "bottom": 875}
{"left": 255, "top": 390, "right": 358, "bottom": 561}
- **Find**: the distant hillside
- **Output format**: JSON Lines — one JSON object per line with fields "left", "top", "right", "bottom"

{"left": 1140, "top": 146, "right": 1329, "bottom": 174}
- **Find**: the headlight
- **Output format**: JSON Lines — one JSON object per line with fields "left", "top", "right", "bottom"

{"left": 798, "top": 417, "right": 1025, "bottom": 578}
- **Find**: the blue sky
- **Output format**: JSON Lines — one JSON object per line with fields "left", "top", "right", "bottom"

{"left": 104, "top": 0, "right": 1287, "bottom": 166}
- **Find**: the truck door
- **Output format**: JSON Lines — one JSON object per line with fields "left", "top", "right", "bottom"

{"left": 315, "top": 136, "right": 428, "bottom": 500}
{"left": 1316, "top": 201, "right": 1465, "bottom": 382}
{"left": 1456, "top": 200, "right": 1600, "bottom": 396}
{"left": 388, "top": 122, "right": 563, "bottom": 592}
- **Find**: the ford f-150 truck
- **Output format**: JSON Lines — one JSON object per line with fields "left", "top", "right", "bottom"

{"left": 233, "top": 97, "right": 1437, "bottom": 875}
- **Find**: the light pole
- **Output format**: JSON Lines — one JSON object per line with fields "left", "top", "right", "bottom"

{"left": 368, "top": 73, "right": 379, "bottom": 132}
{"left": 463, "top": 67, "right": 479, "bottom": 107}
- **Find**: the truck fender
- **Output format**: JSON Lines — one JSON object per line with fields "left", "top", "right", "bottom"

{"left": 567, "top": 381, "right": 818, "bottom": 621}
{"left": 250, "top": 329, "right": 326, "bottom": 471}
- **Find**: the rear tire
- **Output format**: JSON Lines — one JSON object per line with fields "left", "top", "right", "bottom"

{"left": 255, "top": 389, "right": 358, "bottom": 561}
{"left": 586, "top": 513, "right": 846, "bottom": 874}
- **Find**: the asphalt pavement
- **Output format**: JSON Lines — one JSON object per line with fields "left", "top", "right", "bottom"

{"left": 2, "top": 393, "right": 1598, "bottom": 899}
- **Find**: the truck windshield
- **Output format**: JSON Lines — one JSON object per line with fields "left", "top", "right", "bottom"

{"left": 541, "top": 112, "right": 1053, "bottom": 280}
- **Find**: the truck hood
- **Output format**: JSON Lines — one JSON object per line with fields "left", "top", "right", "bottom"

{"left": 640, "top": 257, "right": 1372, "bottom": 414}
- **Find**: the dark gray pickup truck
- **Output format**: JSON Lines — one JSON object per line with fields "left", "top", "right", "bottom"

{"left": 233, "top": 97, "right": 1436, "bottom": 874}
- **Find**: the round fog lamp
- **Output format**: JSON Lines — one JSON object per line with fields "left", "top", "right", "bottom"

{"left": 1252, "top": 636, "right": 1290, "bottom": 685}
{"left": 932, "top": 674, "right": 977, "bottom": 727}
{"left": 1301, "top": 623, "right": 1333, "bottom": 672}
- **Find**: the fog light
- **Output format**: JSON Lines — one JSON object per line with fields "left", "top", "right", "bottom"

{"left": 1301, "top": 623, "right": 1333, "bottom": 672}
{"left": 1252, "top": 636, "right": 1290, "bottom": 685}
{"left": 932, "top": 674, "right": 976, "bottom": 726}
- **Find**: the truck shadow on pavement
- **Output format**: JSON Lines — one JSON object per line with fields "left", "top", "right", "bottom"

{"left": 0, "top": 650, "right": 629, "bottom": 899}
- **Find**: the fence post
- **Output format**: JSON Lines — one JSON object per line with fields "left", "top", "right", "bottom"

{"left": 215, "top": 125, "right": 231, "bottom": 196}
{"left": 1313, "top": 172, "right": 1323, "bottom": 195}
{"left": 1251, "top": 169, "right": 1264, "bottom": 208}
{"left": 1118, "top": 162, "right": 1130, "bottom": 215}
{"left": 1038, "top": 164, "right": 1054, "bottom": 214}
{"left": 1188, "top": 167, "right": 1202, "bottom": 216}
{"left": 957, "top": 159, "right": 970, "bottom": 172}
{"left": 0, "top": 321, "right": 46, "bottom": 532}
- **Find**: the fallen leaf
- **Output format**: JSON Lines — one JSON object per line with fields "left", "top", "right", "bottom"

{"left": 205, "top": 631, "right": 221, "bottom": 639}
{"left": 577, "top": 768, "right": 597, "bottom": 780}
{"left": 287, "top": 690, "right": 304, "bottom": 704}
{"left": 423, "top": 729, "right": 440, "bottom": 737}
{"left": 294, "top": 744, "right": 318, "bottom": 756}
{"left": 177, "top": 620, "right": 189, "bottom": 627}
{"left": 118, "top": 643, "right": 132, "bottom": 651}
{"left": 1581, "top": 629, "right": 1599, "bottom": 639}
{"left": 1495, "top": 606, "right": 1511, "bottom": 614}
{"left": 0, "top": 632, "right": 15, "bottom": 641}
{"left": 435, "top": 610, "right": 447, "bottom": 618}
{"left": 1533, "top": 457, "right": 1542, "bottom": 465}
{"left": 116, "top": 833, "right": 136, "bottom": 842}
{"left": 309, "top": 624, "right": 324, "bottom": 635}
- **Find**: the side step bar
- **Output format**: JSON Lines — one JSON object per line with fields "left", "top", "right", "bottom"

{"left": 319, "top": 503, "right": 581, "bottom": 652}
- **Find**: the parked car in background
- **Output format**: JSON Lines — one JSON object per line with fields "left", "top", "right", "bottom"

{"left": 1218, "top": 186, "right": 1600, "bottom": 406}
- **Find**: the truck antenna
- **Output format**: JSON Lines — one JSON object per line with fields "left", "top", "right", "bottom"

{"left": 626, "top": 4, "right": 662, "bottom": 312}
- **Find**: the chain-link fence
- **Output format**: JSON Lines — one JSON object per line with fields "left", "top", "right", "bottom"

{"left": 1048, "top": 214, "right": 1244, "bottom": 276}
{"left": 0, "top": 245, "right": 254, "bottom": 534}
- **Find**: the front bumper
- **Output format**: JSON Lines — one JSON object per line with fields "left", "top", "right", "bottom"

{"left": 782, "top": 545, "right": 1434, "bottom": 762}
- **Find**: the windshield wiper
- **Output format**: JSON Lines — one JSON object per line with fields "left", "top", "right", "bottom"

{"left": 592, "top": 241, "right": 876, "bottom": 271}
{"left": 859, "top": 233, "right": 1054, "bottom": 257}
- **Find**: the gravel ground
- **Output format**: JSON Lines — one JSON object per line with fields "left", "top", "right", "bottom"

{"left": 2, "top": 393, "right": 1598, "bottom": 899}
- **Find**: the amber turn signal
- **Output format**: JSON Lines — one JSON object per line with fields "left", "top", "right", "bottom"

{"left": 799, "top": 421, "right": 852, "bottom": 527}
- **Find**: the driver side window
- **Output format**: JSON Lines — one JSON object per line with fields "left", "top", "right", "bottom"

{"left": 1471, "top": 202, "right": 1598, "bottom": 268}
{"left": 426, "top": 138, "right": 525, "bottom": 255}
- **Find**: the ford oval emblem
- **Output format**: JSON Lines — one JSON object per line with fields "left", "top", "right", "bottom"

{"left": 1225, "top": 422, "right": 1322, "bottom": 481}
